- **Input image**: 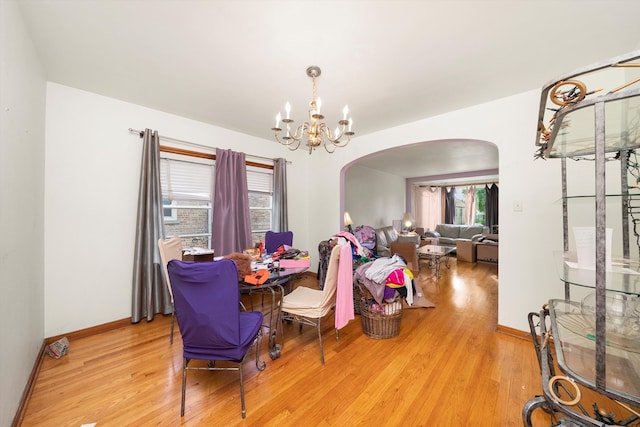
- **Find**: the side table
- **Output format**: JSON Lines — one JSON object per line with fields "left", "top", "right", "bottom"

{"left": 397, "top": 232, "right": 420, "bottom": 245}
{"left": 475, "top": 242, "right": 498, "bottom": 263}
{"left": 456, "top": 240, "right": 476, "bottom": 262}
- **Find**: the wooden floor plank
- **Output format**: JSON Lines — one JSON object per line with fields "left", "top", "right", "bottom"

{"left": 20, "top": 258, "right": 561, "bottom": 426}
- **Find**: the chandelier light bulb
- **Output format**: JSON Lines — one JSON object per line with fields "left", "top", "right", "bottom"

{"left": 285, "top": 102, "right": 291, "bottom": 119}
{"left": 348, "top": 118, "right": 353, "bottom": 132}
{"left": 316, "top": 97, "right": 322, "bottom": 115}
{"left": 275, "top": 112, "right": 281, "bottom": 128}
{"left": 343, "top": 105, "right": 349, "bottom": 120}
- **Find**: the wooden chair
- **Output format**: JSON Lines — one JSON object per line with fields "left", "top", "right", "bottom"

{"left": 158, "top": 236, "right": 183, "bottom": 344}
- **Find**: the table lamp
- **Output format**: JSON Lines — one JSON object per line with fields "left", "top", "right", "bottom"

{"left": 343, "top": 211, "right": 354, "bottom": 234}
{"left": 402, "top": 212, "right": 415, "bottom": 233}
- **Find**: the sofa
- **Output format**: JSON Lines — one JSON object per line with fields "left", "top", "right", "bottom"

{"left": 424, "top": 224, "right": 489, "bottom": 248}
{"left": 375, "top": 226, "right": 398, "bottom": 257}
{"left": 375, "top": 226, "right": 420, "bottom": 257}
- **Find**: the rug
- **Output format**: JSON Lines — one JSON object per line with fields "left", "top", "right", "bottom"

{"left": 403, "top": 281, "right": 435, "bottom": 309}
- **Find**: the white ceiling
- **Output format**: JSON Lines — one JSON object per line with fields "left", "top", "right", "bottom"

{"left": 17, "top": 0, "right": 640, "bottom": 180}
{"left": 351, "top": 139, "right": 499, "bottom": 182}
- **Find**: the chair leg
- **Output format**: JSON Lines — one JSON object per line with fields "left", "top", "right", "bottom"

{"left": 239, "top": 362, "right": 246, "bottom": 419}
{"left": 317, "top": 318, "right": 324, "bottom": 365}
{"left": 181, "top": 358, "right": 188, "bottom": 417}
{"left": 255, "top": 332, "right": 266, "bottom": 371}
{"left": 170, "top": 304, "right": 175, "bottom": 344}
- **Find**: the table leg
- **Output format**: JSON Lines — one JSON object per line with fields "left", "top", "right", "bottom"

{"left": 443, "top": 253, "right": 451, "bottom": 269}
{"left": 269, "top": 282, "right": 285, "bottom": 360}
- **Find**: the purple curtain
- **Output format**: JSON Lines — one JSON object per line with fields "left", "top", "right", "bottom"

{"left": 211, "top": 148, "right": 252, "bottom": 256}
{"left": 131, "top": 129, "right": 172, "bottom": 323}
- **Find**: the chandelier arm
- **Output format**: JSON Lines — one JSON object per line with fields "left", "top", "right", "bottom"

{"left": 274, "top": 131, "right": 298, "bottom": 147}
{"left": 274, "top": 123, "right": 304, "bottom": 153}
{"left": 323, "top": 141, "right": 336, "bottom": 154}
{"left": 333, "top": 133, "right": 352, "bottom": 147}
{"left": 320, "top": 124, "right": 351, "bottom": 148}
{"left": 291, "top": 123, "right": 305, "bottom": 141}
{"left": 325, "top": 124, "right": 343, "bottom": 145}
{"left": 288, "top": 138, "right": 301, "bottom": 151}
{"left": 288, "top": 124, "right": 304, "bottom": 151}
{"left": 328, "top": 134, "right": 351, "bottom": 150}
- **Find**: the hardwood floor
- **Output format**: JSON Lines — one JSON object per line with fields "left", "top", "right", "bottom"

{"left": 20, "top": 258, "right": 554, "bottom": 426}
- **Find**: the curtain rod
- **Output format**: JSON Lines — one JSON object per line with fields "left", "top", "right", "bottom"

{"left": 128, "top": 128, "right": 291, "bottom": 164}
{"left": 418, "top": 181, "right": 498, "bottom": 188}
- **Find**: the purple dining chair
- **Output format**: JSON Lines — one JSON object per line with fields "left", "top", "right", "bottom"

{"left": 168, "top": 258, "right": 266, "bottom": 418}
{"left": 264, "top": 230, "right": 293, "bottom": 254}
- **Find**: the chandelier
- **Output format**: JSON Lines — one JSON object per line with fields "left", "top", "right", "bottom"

{"left": 271, "top": 66, "right": 354, "bottom": 154}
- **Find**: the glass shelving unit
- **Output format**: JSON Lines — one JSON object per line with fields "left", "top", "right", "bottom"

{"left": 524, "top": 51, "right": 640, "bottom": 425}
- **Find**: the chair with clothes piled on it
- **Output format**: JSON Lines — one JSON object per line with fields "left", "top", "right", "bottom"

{"left": 279, "top": 242, "right": 354, "bottom": 364}
{"left": 264, "top": 230, "right": 293, "bottom": 255}
{"left": 168, "top": 258, "right": 266, "bottom": 418}
{"left": 158, "top": 236, "right": 184, "bottom": 344}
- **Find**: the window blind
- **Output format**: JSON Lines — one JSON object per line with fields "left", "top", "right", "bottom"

{"left": 247, "top": 166, "right": 273, "bottom": 193}
{"left": 160, "top": 157, "right": 212, "bottom": 201}
{"left": 160, "top": 157, "right": 272, "bottom": 201}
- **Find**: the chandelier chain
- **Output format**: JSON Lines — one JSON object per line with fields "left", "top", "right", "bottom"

{"left": 312, "top": 76, "right": 317, "bottom": 106}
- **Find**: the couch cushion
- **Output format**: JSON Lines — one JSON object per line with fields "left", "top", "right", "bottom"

{"left": 435, "top": 224, "right": 460, "bottom": 239}
{"left": 438, "top": 237, "right": 456, "bottom": 247}
{"left": 384, "top": 226, "right": 398, "bottom": 243}
{"left": 459, "top": 225, "right": 485, "bottom": 239}
{"left": 375, "top": 228, "right": 389, "bottom": 247}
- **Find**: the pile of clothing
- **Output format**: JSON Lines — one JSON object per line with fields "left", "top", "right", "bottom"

{"left": 333, "top": 230, "right": 373, "bottom": 260}
{"left": 354, "top": 254, "right": 415, "bottom": 306}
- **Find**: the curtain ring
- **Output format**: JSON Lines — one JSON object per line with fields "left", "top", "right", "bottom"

{"left": 548, "top": 376, "right": 581, "bottom": 406}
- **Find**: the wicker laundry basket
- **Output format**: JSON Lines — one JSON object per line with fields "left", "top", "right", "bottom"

{"left": 353, "top": 281, "right": 362, "bottom": 315}
{"left": 356, "top": 282, "right": 402, "bottom": 339}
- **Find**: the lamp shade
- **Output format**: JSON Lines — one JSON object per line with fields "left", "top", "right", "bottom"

{"left": 402, "top": 212, "right": 414, "bottom": 231}
{"left": 343, "top": 211, "right": 353, "bottom": 227}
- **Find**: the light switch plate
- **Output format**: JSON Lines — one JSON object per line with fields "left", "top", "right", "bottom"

{"left": 513, "top": 200, "right": 523, "bottom": 212}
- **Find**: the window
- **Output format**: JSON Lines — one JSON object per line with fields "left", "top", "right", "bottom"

{"left": 163, "top": 199, "right": 178, "bottom": 223}
{"left": 455, "top": 186, "right": 487, "bottom": 225}
{"left": 160, "top": 151, "right": 274, "bottom": 248}
{"left": 160, "top": 153, "right": 213, "bottom": 248}
{"left": 247, "top": 166, "right": 273, "bottom": 244}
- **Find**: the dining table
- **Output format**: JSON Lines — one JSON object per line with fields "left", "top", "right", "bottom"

{"left": 239, "top": 264, "right": 308, "bottom": 359}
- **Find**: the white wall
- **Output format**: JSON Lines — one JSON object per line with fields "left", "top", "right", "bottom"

{"left": 306, "top": 91, "right": 566, "bottom": 332}
{"left": 43, "top": 83, "right": 312, "bottom": 337}
{"left": 0, "top": 0, "right": 46, "bottom": 424}
{"left": 40, "top": 61, "right": 606, "bottom": 363}
{"left": 344, "top": 164, "right": 405, "bottom": 228}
